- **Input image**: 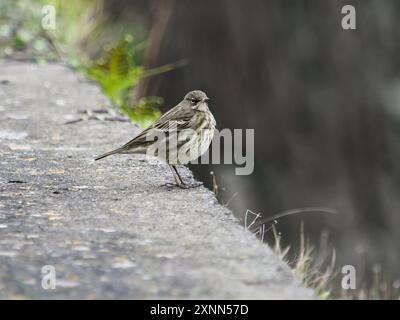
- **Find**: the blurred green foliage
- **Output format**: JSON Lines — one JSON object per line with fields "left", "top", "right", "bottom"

{"left": 0, "top": 0, "right": 164, "bottom": 128}
{"left": 0, "top": 0, "right": 58, "bottom": 61}
{"left": 87, "top": 36, "right": 143, "bottom": 107}
{"left": 87, "top": 35, "right": 162, "bottom": 128}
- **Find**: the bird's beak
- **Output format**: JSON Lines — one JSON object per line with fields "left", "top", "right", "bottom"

{"left": 203, "top": 97, "right": 210, "bottom": 103}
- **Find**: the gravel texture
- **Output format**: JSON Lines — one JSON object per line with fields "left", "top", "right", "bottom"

{"left": 0, "top": 61, "right": 313, "bottom": 299}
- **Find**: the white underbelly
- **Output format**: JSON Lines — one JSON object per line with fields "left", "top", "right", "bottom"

{"left": 177, "top": 128, "right": 214, "bottom": 164}
{"left": 146, "top": 112, "right": 216, "bottom": 165}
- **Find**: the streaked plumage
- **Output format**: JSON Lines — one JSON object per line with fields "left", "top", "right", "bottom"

{"left": 95, "top": 90, "right": 216, "bottom": 188}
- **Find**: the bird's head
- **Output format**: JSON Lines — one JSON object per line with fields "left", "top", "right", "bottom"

{"left": 184, "top": 90, "right": 210, "bottom": 111}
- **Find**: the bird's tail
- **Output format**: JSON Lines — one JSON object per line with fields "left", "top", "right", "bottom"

{"left": 94, "top": 148, "right": 122, "bottom": 161}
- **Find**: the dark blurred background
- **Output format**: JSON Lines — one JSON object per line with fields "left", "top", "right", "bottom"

{"left": 109, "top": 0, "right": 400, "bottom": 293}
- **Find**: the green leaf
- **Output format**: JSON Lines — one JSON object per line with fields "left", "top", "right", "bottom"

{"left": 121, "top": 97, "right": 162, "bottom": 128}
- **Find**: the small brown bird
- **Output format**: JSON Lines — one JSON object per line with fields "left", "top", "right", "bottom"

{"left": 95, "top": 90, "right": 216, "bottom": 188}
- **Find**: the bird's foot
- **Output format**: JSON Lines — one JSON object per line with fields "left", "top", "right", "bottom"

{"left": 177, "top": 181, "right": 203, "bottom": 189}
{"left": 162, "top": 181, "right": 203, "bottom": 189}
{"left": 162, "top": 183, "right": 176, "bottom": 190}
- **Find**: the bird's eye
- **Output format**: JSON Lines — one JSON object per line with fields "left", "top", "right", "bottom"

{"left": 190, "top": 98, "right": 197, "bottom": 104}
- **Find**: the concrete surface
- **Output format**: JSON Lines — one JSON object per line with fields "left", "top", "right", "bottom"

{"left": 0, "top": 61, "right": 313, "bottom": 299}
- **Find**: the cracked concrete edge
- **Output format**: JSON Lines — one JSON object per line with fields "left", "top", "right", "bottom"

{"left": 0, "top": 61, "right": 314, "bottom": 299}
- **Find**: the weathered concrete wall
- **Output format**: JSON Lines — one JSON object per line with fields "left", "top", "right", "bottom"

{"left": 0, "top": 62, "right": 313, "bottom": 299}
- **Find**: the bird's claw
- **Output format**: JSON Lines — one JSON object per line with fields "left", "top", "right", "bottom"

{"left": 177, "top": 181, "right": 203, "bottom": 189}
{"left": 162, "top": 183, "right": 176, "bottom": 190}
{"left": 162, "top": 181, "right": 203, "bottom": 189}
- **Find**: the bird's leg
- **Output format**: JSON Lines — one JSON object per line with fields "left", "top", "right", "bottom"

{"left": 169, "top": 165, "right": 185, "bottom": 187}
{"left": 170, "top": 165, "right": 202, "bottom": 189}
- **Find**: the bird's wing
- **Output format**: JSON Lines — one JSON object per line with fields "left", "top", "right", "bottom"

{"left": 119, "top": 104, "right": 194, "bottom": 151}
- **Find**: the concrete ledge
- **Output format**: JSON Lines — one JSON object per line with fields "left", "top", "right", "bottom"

{"left": 0, "top": 62, "right": 313, "bottom": 299}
